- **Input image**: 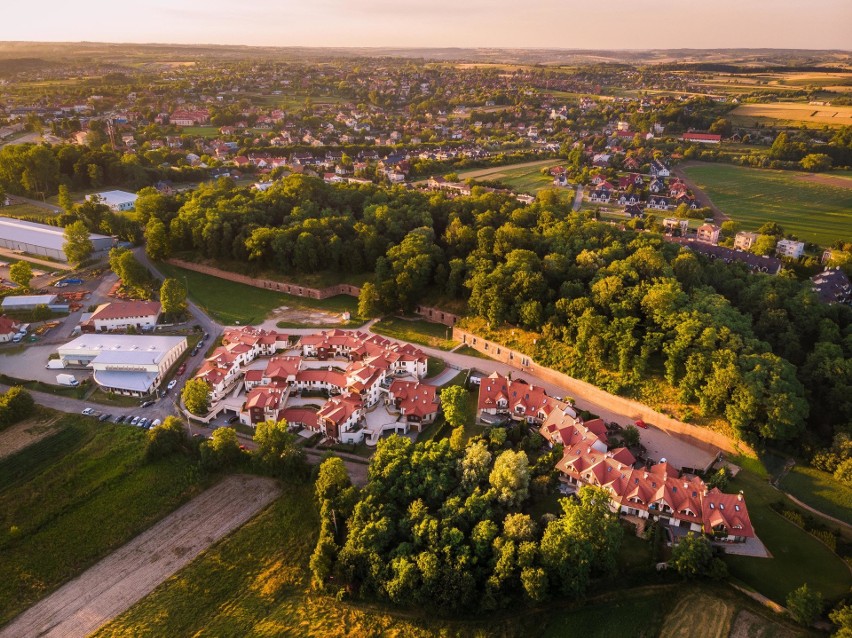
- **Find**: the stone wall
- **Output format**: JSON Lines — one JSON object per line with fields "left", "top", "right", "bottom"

{"left": 414, "top": 305, "right": 461, "bottom": 327}
{"left": 452, "top": 326, "right": 754, "bottom": 457}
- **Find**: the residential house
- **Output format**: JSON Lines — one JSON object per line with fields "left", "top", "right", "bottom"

{"left": 734, "top": 232, "right": 759, "bottom": 251}
{"left": 696, "top": 223, "right": 721, "bottom": 245}
{"left": 776, "top": 239, "right": 805, "bottom": 259}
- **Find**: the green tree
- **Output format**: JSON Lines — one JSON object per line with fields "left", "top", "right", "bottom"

{"left": 145, "top": 416, "right": 189, "bottom": 461}
{"left": 440, "top": 385, "right": 470, "bottom": 429}
{"left": 671, "top": 532, "right": 713, "bottom": 578}
{"left": 799, "top": 153, "right": 832, "bottom": 173}
{"left": 160, "top": 278, "right": 187, "bottom": 317}
{"left": 58, "top": 184, "right": 74, "bottom": 213}
{"left": 63, "top": 220, "right": 93, "bottom": 266}
{"left": 829, "top": 603, "right": 852, "bottom": 638}
{"left": 253, "top": 418, "right": 307, "bottom": 479}
{"left": 489, "top": 449, "right": 530, "bottom": 508}
{"left": 357, "top": 281, "right": 379, "bottom": 318}
{"left": 786, "top": 583, "right": 822, "bottom": 626}
{"left": 182, "top": 378, "right": 210, "bottom": 415}
{"left": 622, "top": 424, "right": 640, "bottom": 448}
{"left": 200, "top": 426, "right": 242, "bottom": 470}
{"left": 0, "top": 386, "right": 36, "bottom": 429}
{"left": 144, "top": 217, "right": 171, "bottom": 261}
{"left": 460, "top": 440, "right": 492, "bottom": 489}
{"left": 751, "top": 234, "right": 777, "bottom": 256}
{"left": 8, "top": 261, "right": 32, "bottom": 288}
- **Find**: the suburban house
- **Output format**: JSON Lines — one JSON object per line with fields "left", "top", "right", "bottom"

{"left": 811, "top": 268, "right": 852, "bottom": 304}
{"left": 316, "top": 393, "right": 365, "bottom": 443}
{"left": 242, "top": 385, "right": 289, "bottom": 425}
{"left": 734, "top": 231, "right": 759, "bottom": 251}
{"left": 476, "top": 372, "right": 559, "bottom": 426}
{"left": 775, "top": 239, "right": 805, "bottom": 259}
{"left": 663, "top": 218, "right": 689, "bottom": 234}
{"left": 82, "top": 300, "right": 161, "bottom": 333}
{"left": 649, "top": 160, "right": 670, "bottom": 177}
{"left": 696, "top": 223, "right": 721, "bottom": 245}
{"left": 387, "top": 380, "right": 440, "bottom": 429}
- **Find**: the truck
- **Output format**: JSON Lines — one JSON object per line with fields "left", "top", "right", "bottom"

{"left": 46, "top": 359, "right": 65, "bottom": 370}
{"left": 56, "top": 374, "right": 79, "bottom": 387}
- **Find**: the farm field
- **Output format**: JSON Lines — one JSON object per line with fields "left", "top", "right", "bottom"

{"left": 683, "top": 164, "right": 852, "bottom": 246}
{"left": 157, "top": 262, "right": 362, "bottom": 326}
{"left": 0, "top": 411, "right": 63, "bottom": 459}
{"left": 456, "top": 159, "right": 571, "bottom": 195}
{"left": 723, "top": 461, "right": 852, "bottom": 606}
{"left": 729, "top": 102, "right": 852, "bottom": 128}
{"left": 371, "top": 316, "right": 458, "bottom": 350}
{"left": 0, "top": 415, "right": 209, "bottom": 627}
{"left": 93, "top": 483, "right": 804, "bottom": 638}
{"left": 780, "top": 464, "right": 852, "bottom": 526}
{"left": 1, "top": 475, "right": 280, "bottom": 638}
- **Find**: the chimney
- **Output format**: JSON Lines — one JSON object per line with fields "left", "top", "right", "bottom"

{"left": 643, "top": 472, "right": 648, "bottom": 480}
{"left": 738, "top": 491, "right": 743, "bottom": 501}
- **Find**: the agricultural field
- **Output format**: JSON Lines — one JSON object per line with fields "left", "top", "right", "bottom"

{"left": 371, "top": 316, "right": 458, "bottom": 350}
{"left": 0, "top": 415, "right": 208, "bottom": 626}
{"left": 157, "top": 262, "right": 361, "bottom": 326}
{"left": 723, "top": 461, "right": 852, "bottom": 606}
{"left": 683, "top": 164, "right": 852, "bottom": 246}
{"left": 780, "top": 464, "right": 852, "bottom": 526}
{"left": 456, "top": 159, "right": 572, "bottom": 196}
{"left": 728, "top": 102, "right": 852, "bottom": 128}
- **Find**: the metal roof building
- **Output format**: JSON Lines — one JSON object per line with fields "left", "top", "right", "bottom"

{"left": 1, "top": 294, "right": 67, "bottom": 311}
{"left": 58, "top": 334, "right": 187, "bottom": 396}
{"left": 87, "top": 190, "right": 138, "bottom": 212}
{"left": 0, "top": 217, "right": 115, "bottom": 262}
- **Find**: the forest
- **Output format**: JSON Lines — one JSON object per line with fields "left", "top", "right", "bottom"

{"left": 310, "top": 431, "right": 623, "bottom": 611}
{"left": 140, "top": 174, "right": 849, "bottom": 450}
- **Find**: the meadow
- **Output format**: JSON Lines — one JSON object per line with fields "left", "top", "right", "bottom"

{"left": 371, "top": 316, "right": 457, "bottom": 350}
{"left": 0, "top": 415, "right": 208, "bottom": 626}
{"left": 729, "top": 102, "right": 852, "bottom": 128}
{"left": 157, "top": 262, "right": 361, "bottom": 326}
{"left": 780, "top": 464, "right": 852, "bottom": 526}
{"left": 456, "top": 160, "right": 571, "bottom": 196}
{"left": 683, "top": 164, "right": 852, "bottom": 246}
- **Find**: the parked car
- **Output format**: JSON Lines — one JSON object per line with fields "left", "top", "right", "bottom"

{"left": 150, "top": 419, "right": 162, "bottom": 427}
{"left": 167, "top": 379, "right": 178, "bottom": 390}
{"left": 140, "top": 400, "right": 154, "bottom": 408}
{"left": 130, "top": 416, "right": 139, "bottom": 425}
{"left": 81, "top": 407, "right": 95, "bottom": 416}
{"left": 98, "top": 414, "right": 111, "bottom": 422}
{"left": 227, "top": 415, "right": 240, "bottom": 424}
{"left": 177, "top": 364, "right": 186, "bottom": 375}
{"left": 115, "top": 415, "right": 126, "bottom": 423}
{"left": 634, "top": 419, "right": 648, "bottom": 429}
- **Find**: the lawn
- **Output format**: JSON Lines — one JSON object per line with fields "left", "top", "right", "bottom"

{"left": 723, "top": 465, "right": 852, "bottom": 605}
{"left": 455, "top": 344, "right": 494, "bottom": 360}
{"left": 0, "top": 415, "right": 208, "bottom": 626}
{"left": 180, "top": 125, "right": 220, "bottom": 137}
{"left": 683, "top": 163, "right": 852, "bottom": 246}
{"left": 457, "top": 161, "right": 574, "bottom": 199}
{"left": 427, "top": 356, "right": 446, "bottom": 377}
{"left": 157, "top": 261, "right": 362, "bottom": 326}
{"left": 371, "top": 316, "right": 458, "bottom": 350}
{"left": 780, "top": 464, "right": 852, "bottom": 526}
{"left": 0, "top": 202, "right": 59, "bottom": 221}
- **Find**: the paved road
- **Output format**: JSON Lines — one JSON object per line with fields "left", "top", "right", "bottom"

{"left": 572, "top": 185, "right": 584, "bottom": 211}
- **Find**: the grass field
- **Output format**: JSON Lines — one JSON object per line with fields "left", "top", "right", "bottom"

{"left": 729, "top": 102, "right": 852, "bottom": 128}
{"left": 0, "top": 202, "right": 59, "bottom": 221}
{"left": 0, "top": 415, "right": 208, "bottom": 626}
{"left": 179, "top": 125, "right": 220, "bottom": 137}
{"left": 456, "top": 160, "right": 573, "bottom": 197}
{"left": 157, "top": 262, "right": 362, "bottom": 325}
{"left": 780, "top": 464, "right": 852, "bottom": 526}
{"left": 455, "top": 344, "right": 494, "bottom": 360}
{"left": 723, "top": 463, "right": 852, "bottom": 605}
{"left": 371, "top": 316, "right": 458, "bottom": 350}
{"left": 683, "top": 164, "right": 852, "bottom": 245}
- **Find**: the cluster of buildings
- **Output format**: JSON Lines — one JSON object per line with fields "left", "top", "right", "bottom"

{"left": 476, "top": 372, "right": 755, "bottom": 543}
{"left": 195, "top": 328, "right": 438, "bottom": 445}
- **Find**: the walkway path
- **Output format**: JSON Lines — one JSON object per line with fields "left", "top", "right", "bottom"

{"left": 572, "top": 185, "right": 584, "bottom": 211}
{"left": 0, "top": 247, "right": 71, "bottom": 271}
{"left": 0, "top": 475, "right": 280, "bottom": 638}
{"left": 671, "top": 161, "right": 730, "bottom": 225}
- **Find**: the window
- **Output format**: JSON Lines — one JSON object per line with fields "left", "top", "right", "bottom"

{"left": 709, "top": 503, "right": 715, "bottom": 509}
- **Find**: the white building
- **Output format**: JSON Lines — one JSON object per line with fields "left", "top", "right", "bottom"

{"left": 88, "top": 190, "right": 138, "bottom": 212}
{"left": 83, "top": 300, "right": 161, "bottom": 332}
{"left": 1, "top": 294, "right": 67, "bottom": 312}
{"left": 776, "top": 239, "right": 805, "bottom": 259}
{"left": 0, "top": 217, "right": 115, "bottom": 262}
{"left": 734, "top": 231, "right": 759, "bottom": 251}
{"left": 57, "top": 334, "right": 187, "bottom": 396}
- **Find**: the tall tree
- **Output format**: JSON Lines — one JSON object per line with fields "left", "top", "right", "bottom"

{"left": 253, "top": 418, "right": 306, "bottom": 478}
{"left": 57, "top": 184, "right": 74, "bottom": 213}
{"left": 145, "top": 218, "right": 171, "bottom": 261}
{"left": 786, "top": 584, "right": 823, "bottom": 627}
{"left": 160, "top": 278, "right": 187, "bottom": 317}
{"left": 62, "top": 221, "right": 93, "bottom": 266}
{"left": 357, "top": 281, "right": 379, "bottom": 318}
{"left": 440, "top": 385, "right": 470, "bottom": 429}
{"left": 8, "top": 261, "right": 32, "bottom": 289}
{"left": 489, "top": 449, "right": 530, "bottom": 508}
{"left": 182, "top": 378, "right": 210, "bottom": 415}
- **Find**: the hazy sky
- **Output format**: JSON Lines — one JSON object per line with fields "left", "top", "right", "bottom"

{"left": 0, "top": 0, "right": 850, "bottom": 50}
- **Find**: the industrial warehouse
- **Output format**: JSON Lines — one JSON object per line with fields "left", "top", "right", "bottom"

{"left": 0, "top": 217, "right": 115, "bottom": 262}
{"left": 57, "top": 334, "right": 187, "bottom": 396}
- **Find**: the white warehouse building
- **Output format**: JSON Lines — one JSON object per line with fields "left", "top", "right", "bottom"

{"left": 57, "top": 334, "right": 187, "bottom": 396}
{"left": 0, "top": 217, "right": 115, "bottom": 262}
{"left": 87, "top": 190, "right": 138, "bottom": 212}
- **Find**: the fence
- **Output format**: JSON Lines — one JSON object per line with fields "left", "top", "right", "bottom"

{"left": 452, "top": 327, "right": 754, "bottom": 457}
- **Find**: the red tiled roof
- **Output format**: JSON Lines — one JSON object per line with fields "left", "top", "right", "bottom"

{"left": 90, "top": 301, "right": 161, "bottom": 321}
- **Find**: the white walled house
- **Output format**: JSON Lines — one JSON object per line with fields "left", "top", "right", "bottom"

{"left": 83, "top": 300, "right": 161, "bottom": 332}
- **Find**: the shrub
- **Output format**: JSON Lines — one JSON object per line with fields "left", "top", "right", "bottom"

{"left": 782, "top": 509, "right": 806, "bottom": 527}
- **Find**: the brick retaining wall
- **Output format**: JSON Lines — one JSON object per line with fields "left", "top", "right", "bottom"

{"left": 453, "top": 326, "right": 754, "bottom": 457}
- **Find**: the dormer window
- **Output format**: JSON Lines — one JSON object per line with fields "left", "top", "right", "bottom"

{"left": 709, "top": 503, "right": 715, "bottom": 509}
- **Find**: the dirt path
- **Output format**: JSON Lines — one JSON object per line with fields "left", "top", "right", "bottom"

{"left": 0, "top": 475, "right": 281, "bottom": 638}
{"left": 672, "top": 161, "right": 730, "bottom": 225}
{"left": 0, "top": 416, "right": 63, "bottom": 460}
